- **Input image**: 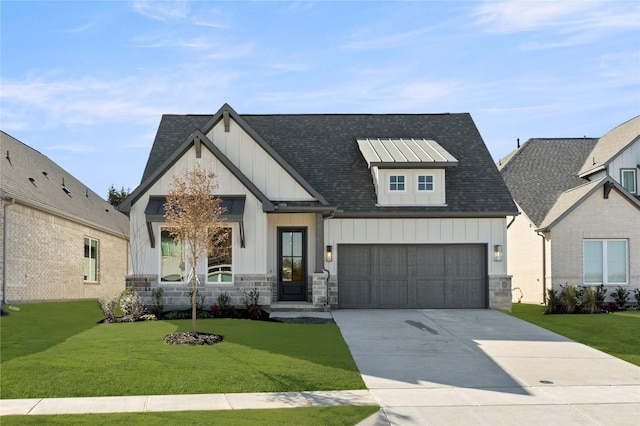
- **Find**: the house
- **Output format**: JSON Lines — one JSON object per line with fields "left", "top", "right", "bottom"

{"left": 499, "top": 116, "right": 640, "bottom": 304}
{"left": 0, "top": 131, "right": 130, "bottom": 303}
{"left": 118, "top": 104, "right": 518, "bottom": 311}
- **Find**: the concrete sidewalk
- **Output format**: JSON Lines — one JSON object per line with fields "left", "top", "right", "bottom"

{"left": 0, "top": 390, "right": 377, "bottom": 416}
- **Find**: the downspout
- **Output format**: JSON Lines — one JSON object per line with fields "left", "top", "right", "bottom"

{"left": 536, "top": 230, "right": 546, "bottom": 305}
{"left": 2, "top": 192, "right": 16, "bottom": 304}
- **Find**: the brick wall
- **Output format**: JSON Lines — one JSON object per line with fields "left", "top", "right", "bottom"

{"left": 2, "top": 203, "right": 128, "bottom": 303}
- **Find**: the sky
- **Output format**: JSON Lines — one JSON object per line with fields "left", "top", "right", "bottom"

{"left": 2, "top": 1, "right": 639, "bottom": 198}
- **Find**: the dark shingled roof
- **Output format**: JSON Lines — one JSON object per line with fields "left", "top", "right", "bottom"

{"left": 1, "top": 131, "right": 130, "bottom": 235}
{"left": 499, "top": 138, "right": 598, "bottom": 227}
{"left": 139, "top": 110, "right": 517, "bottom": 216}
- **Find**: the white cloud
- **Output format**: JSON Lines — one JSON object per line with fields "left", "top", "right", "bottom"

{"left": 132, "top": 0, "right": 189, "bottom": 22}
{"left": 476, "top": 1, "right": 638, "bottom": 32}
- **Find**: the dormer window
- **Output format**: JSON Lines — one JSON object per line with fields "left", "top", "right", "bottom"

{"left": 389, "top": 175, "right": 405, "bottom": 191}
{"left": 357, "top": 137, "right": 457, "bottom": 207}
{"left": 417, "top": 175, "right": 434, "bottom": 191}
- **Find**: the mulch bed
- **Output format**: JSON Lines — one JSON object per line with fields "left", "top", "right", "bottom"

{"left": 163, "top": 332, "right": 223, "bottom": 345}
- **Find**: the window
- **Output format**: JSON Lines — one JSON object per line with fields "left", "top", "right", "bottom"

{"left": 208, "top": 228, "right": 232, "bottom": 283}
{"left": 417, "top": 175, "right": 434, "bottom": 191}
{"left": 83, "top": 237, "right": 98, "bottom": 282}
{"left": 621, "top": 169, "right": 636, "bottom": 193}
{"left": 160, "top": 229, "right": 184, "bottom": 282}
{"left": 584, "top": 240, "right": 628, "bottom": 285}
{"left": 389, "top": 175, "right": 405, "bottom": 191}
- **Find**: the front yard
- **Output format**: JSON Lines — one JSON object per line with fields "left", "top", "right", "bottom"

{"left": 506, "top": 303, "right": 640, "bottom": 367}
{"left": 0, "top": 301, "right": 366, "bottom": 399}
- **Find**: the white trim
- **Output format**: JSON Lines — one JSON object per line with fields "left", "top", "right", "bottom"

{"left": 621, "top": 168, "right": 637, "bottom": 194}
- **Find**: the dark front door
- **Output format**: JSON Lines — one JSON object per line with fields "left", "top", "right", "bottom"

{"left": 278, "top": 228, "right": 307, "bottom": 301}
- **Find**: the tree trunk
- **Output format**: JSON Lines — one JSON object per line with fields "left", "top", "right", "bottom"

{"left": 191, "top": 265, "right": 197, "bottom": 334}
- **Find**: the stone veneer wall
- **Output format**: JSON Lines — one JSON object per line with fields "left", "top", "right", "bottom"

{"left": 126, "top": 274, "right": 274, "bottom": 311}
{"left": 489, "top": 275, "right": 512, "bottom": 311}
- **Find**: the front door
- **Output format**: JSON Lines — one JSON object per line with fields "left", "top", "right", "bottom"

{"left": 278, "top": 228, "right": 307, "bottom": 301}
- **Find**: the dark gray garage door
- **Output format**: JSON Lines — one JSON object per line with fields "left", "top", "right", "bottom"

{"left": 338, "top": 244, "right": 487, "bottom": 309}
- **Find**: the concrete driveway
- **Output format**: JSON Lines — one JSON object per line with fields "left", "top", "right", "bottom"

{"left": 332, "top": 309, "right": 640, "bottom": 426}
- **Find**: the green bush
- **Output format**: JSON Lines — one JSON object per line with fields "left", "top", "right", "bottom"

{"left": 151, "top": 288, "right": 164, "bottom": 314}
{"left": 584, "top": 285, "right": 607, "bottom": 314}
{"left": 611, "top": 286, "right": 629, "bottom": 310}
{"left": 544, "top": 288, "right": 563, "bottom": 314}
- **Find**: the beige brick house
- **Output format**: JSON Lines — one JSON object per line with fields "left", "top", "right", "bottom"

{"left": 1, "top": 132, "right": 129, "bottom": 303}
{"left": 499, "top": 116, "right": 640, "bottom": 304}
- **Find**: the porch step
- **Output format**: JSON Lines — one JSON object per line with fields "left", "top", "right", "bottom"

{"left": 269, "top": 302, "right": 329, "bottom": 312}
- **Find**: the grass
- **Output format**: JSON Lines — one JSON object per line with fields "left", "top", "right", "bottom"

{"left": 0, "top": 301, "right": 365, "bottom": 399}
{"left": 506, "top": 303, "right": 640, "bottom": 366}
{"left": 1, "top": 406, "right": 380, "bottom": 425}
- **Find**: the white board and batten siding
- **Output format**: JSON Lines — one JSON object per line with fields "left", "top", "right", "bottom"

{"left": 325, "top": 217, "right": 508, "bottom": 276}
{"left": 208, "top": 119, "right": 315, "bottom": 202}
{"left": 129, "top": 146, "right": 269, "bottom": 277}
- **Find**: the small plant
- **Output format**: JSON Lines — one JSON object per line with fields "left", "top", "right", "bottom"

{"left": 187, "top": 289, "right": 206, "bottom": 311}
{"left": 216, "top": 292, "right": 232, "bottom": 310}
{"left": 634, "top": 288, "right": 640, "bottom": 308}
{"left": 544, "top": 288, "right": 563, "bottom": 314}
{"left": 98, "top": 296, "right": 119, "bottom": 318}
{"left": 243, "top": 288, "right": 262, "bottom": 320}
{"left": 140, "top": 313, "right": 157, "bottom": 321}
{"left": 584, "top": 285, "right": 607, "bottom": 314}
{"left": 611, "top": 286, "right": 629, "bottom": 310}
{"left": 151, "top": 288, "right": 164, "bottom": 314}
{"left": 119, "top": 289, "right": 145, "bottom": 319}
{"left": 560, "top": 284, "right": 583, "bottom": 314}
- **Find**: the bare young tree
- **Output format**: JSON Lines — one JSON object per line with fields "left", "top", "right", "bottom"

{"left": 164, "top": 163, "right": 228, "bottom": 334}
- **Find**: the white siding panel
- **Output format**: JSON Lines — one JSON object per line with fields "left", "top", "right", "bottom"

{"left": 325, "top": 217, "right": 504, "bottom": 277}
{"left": 207, "top": 119, "right": 315, "bottom": 201}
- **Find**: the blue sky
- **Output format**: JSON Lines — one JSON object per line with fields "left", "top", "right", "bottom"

{"left": 2, "top": 1, "right": 639, "bottom": 197}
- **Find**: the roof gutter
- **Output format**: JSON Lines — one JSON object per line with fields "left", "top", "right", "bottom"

{"left": 1, "top": 190, "right": 16, "bottom": 304}
{"left": 0, "top": 191, "right": 127, "bottom": 239}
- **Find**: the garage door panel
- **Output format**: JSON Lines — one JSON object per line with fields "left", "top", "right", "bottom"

{"left": 339, "top": 280, "right": 372, "bottom": 308}
{"left": 379, "top": 279, "right": 408, "bottom": 307}
{"left": 416, "top": 279, "right": 445, "bottom": 306}
{"left": 339, "top": 244, "right": 487, "bottom": 309}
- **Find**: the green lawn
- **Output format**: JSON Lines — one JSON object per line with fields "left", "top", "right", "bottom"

{"left": 1, "top": 406, "right": 380, "bottom": 425}
{"left": 0, "top": 301, "right": 365, "bottom": 399}
{"left": 506, "top": 303, "right": 640, "bottom": 366}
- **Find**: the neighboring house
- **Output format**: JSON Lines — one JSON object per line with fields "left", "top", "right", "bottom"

{"left": 118, "top": 104, "right": 518, "bottom": 311}
{"left": 0, "top": 131, "right": 130, "bottom": 303}
{"left": 499, "top": 116, "right": 640, "bottom": 304}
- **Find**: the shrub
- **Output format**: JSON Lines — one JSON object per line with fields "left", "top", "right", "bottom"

{"left": 560, "top": 284, "right": 583, "bottom": 314}
{"left": 242, "top": 288, "right": 263, "bottom": 320}
{"left": 119, "top": 289, "right": 145, "bottom": 319}
{"left": 98, "top": 296, "right": 119, "bottom": 319}
{"left": 187, "top": 289, "right": 206, "bottom": 311}
{"left": 544, "top": 288, "right": 563, "bottom": 314}
{"left": 611, "top": 286, "right": 629, "bottom": 310}
{"left": 602, "top": 301, "right": 617, "bottom": 313}
{"left": 584, "top": 285, "right": 607, "bottom": 314}
{"left": 634, "top": 288, "right": 640, "bottom": 307}
{"left": 151, "top": 288, "right": 164, "bottom": 314}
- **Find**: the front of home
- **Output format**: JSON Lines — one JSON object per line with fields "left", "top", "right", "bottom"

{"left": 499, "top": 116, "right": 640, "bottom": 304}
{"left": 119, "top": 104, "right": 518, "bottom": 311}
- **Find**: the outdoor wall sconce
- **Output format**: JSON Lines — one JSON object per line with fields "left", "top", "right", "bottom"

{"left": 493, "top": 245, "right": 503, "bottom": 262}
{"left": 326, "top": 245, "right": 333, "bottom": 262}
